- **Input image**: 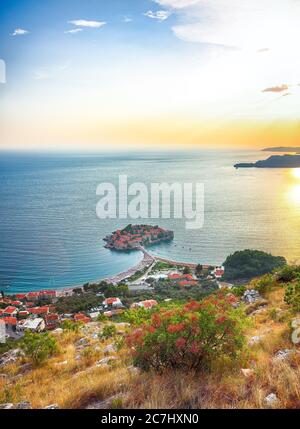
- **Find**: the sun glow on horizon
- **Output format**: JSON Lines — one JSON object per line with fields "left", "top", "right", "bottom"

{"left": 291, "top": 169, "right": 300, "bottom": 180}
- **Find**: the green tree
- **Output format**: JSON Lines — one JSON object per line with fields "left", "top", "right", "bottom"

{"left": 127, "top": 292, "right": 247, "bottom": 372}
{"left": 223, "top": 249, "right": 286, "bottom": 281}
{"left": 99, "top": 324, "right": 117, "bottom": 339}
{"left": 284, "top": 281, "right": 300, "bottom": 312}
{"left": 21, "top": 332, "right": 58, "bottom": 366}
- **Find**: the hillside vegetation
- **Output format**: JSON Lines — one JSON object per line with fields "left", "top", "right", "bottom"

{"left": 223, "top": 249, "right": 286, "bottom": 281}
{"left": 1, "top": 264, "right": 300, "bottom": 409}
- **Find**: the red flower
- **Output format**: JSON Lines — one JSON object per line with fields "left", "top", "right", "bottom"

{"left": 148, "top": 326, "right": 156, "bottom": 333}
{"left": 190, "top": 341, "right": 200, "bottom": 354}
{"left": 176, "top": 337, "right": 186, "bottom": 349}
{"left": 151, "top": 313, "right": 161, "bottom": 328}
{"left": 184, "top": 301, "right": 201, "bottom": 312}
{"left": 167, "top": 322, "right": 185, "bottom": 334}
{"left": 216, "top": 316, "right": 227, "bottom": 324}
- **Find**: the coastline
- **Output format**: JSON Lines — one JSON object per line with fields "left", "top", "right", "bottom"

{"left": 7, "top": 248, "right": 216, "bottom": 297}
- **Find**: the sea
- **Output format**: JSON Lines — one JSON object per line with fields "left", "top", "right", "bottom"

{"left": 1, "top": 149, "right": 300, "bottom": 294}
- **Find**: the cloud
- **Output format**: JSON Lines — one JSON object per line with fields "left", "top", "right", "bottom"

{"left": 144, "top": 10, "right": 171, "bottom": 21}
{"left": 123, "top": 16, "right": 133, "bottom": 23}
{"left": 64, "top": 28, "right": 83, "bottom": 34}
{"left": 68, "top": 20, "right": 106, "bottom": 28}
{"left": 153, "top": 0, "right": 300, "bottom": 52}
{"left": 154, "top": 0, "right": 200, "bottom": 8}
{"left": 262, "top": 84, "right": 289, "bottom": 93}
{"left": 33, "top": 62, "right": 71, "bottom": 81}
{"left": 11, "top": 28, "right": 29, "bottom": 36}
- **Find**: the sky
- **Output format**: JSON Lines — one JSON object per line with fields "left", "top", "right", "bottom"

{"left": 1, "top": 0, "right": 300, "bottom": 151}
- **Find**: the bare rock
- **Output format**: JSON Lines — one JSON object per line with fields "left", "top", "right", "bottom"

{"left": 96, "top": 356, "right": 117, "bottom": 367}
{"left": 241, "top": 368, "right": 254, "bottom": 378}
{"left": 264, "top": 393, "right": 279, "bottom": 407}
{"left": 249, "top": 335, "right": 263, "bottom": 346}
{"left": 291, "top": 318, "right": 300, "bottom": 329}
{"left": 273, "top": 349, "right": 297, "bottom": 362}
{"left": 44, "top": 404, "right": 59, "bottom": 409}
{"left": 15, "top": 401, "right": 31, "bottom": 409}
{"left": 243, "top": 289, "right": 261, "bottom": 304}
{"left": 0, "top": 403, "right": 14, "bottom": 409}
{"left": 103, "top": 344, "right": 116, "bottom": 355}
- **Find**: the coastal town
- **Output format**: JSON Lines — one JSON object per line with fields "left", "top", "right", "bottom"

{"left": 104, "top": 224, "right": 174, "bottom": 250}
{"left": 0, "top": 225, "right": 226, "bottom": 341}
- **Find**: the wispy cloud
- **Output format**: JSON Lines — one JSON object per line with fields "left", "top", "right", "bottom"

{"left": 64, "top": 28, "right": 83, "bottom": 34}
{"left": 68, "top": 20, "right": 106, "bottom": 28}
{"left": 123, "top": 16, "right": 133, "bottom": 23}
{"left": 262, "top": 84, "right": 289, "bottom": 93}
{"left": 144, "top": 10, "right": 171, "bottom": 21}
{"left": 11, "top": 28, "right": 29, "bottom": 36}
{"left": 33, "top": 62, "right": 71, "bottom": 81}
{"left": 153, "top": 0, "right": 300, "bottom": 53}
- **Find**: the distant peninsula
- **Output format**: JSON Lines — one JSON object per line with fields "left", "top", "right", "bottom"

{"left": 104, "top": 224, "right": 174, "bottom": 251}
{"left": 262, "top": 147, "right": 300, "bottom": 153}
{"left": 235, "top": 154, "right": 300, "bottom": 169}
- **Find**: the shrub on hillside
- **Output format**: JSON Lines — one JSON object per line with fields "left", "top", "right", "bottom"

{"left": 253, "top": 273, "right": 274, "bottom": 295}
{"left": 284, "top": 281, "right": 300, "bottom": 312}
{"left": 127, "top": 293, "right": 247, "bottom": 372}
{"left": 276, "top": 265, "right": 300, "bottom": 283}
{"left": 61, "top": 320, "right": 82, "bottom": 332}
{"left": 21, "top": 331, "right": 58, "bottom": 366}
{"left": 99, "top": 324, "right": 117, "bottom": 339}
{"left": 223, "top": 249, "right": 286, "bottom": 281}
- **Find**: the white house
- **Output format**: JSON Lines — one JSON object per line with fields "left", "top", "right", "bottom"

{"left": 17, "top": 318, "right": 45, "bottom": 333}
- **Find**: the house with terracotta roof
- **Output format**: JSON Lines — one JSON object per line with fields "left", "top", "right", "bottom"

{"left": 38, "top": 290, "right": 57, "bottom": 301}
{"left": 213, "top": 266, "right": 225, "bottom": 279}
{"left": 3, "top": 306, "right": 18, "bottom": 317}
{"left": 18, "top": 310, "right": 30, "bottom": 319}
{"left": 29, "top": 306, "right": 51, "bottom": 316}
{"left": 26, "top": 292, "right": 40, "bottom": 301}
{"left": 102, "top": 297, "right": 123, "bottom": 308}
{"left": 2, "top": 316, "right": 17, "bottom": 328}
{"left": 44, "top": 313, "right": 60, "bottom": 330}
{"left": 73, "top": 313, "right": 91, "bottom": 324}
{"left": 168, "top": 273, "right": 182, "bottom": 280}
{"left": 15, "top": 294, "right": 26, "bottom": 301}
{"left": 11, "top": 300, "right": 22, "bottom": 307}
{"left": 130, "top": 299, "right": 158, "bottom": 309}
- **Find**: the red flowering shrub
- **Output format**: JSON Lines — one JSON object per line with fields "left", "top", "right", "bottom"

{"left": 127, "top": 292, "right": 246, "bottom": 371}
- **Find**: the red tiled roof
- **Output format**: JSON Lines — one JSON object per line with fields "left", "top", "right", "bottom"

{"left": 3, "top": 316, "right": 17, "bottom": 326}
{"left": 182, "top": 274, "right": 194, "bottom": 280}
{"left": 15, "top": 294, "right": 26, "bottom": 300}
{"left": 11, "top": 301, "right": 22, "bottom": 306}
{"left": 74, "top": 313, "right": 91, "bottom": 324}
{"left": 140, "top": 300, "right": 158, "bottom": 308}
{"left": 4, "top": 306, "right": 17, "bottom": 315}
{"left": 104, "top": 297, "right": 119, "bottom": 305}
{"left": 45, "top": 313, "right": 59, "bottom": 322}
{"left": 26, "top": 292, "right": 40, "bottom": 298}
{"left": 18, "top": 311, "right": 29, "bottom": 316}
{"left": 39, "top": 290, "right": 56, "bottom": 296}
{"left": 29, "top": 306, "right": 50, "bottom": 315}
{"left": 168, "top": 274, "right": 181, "bottom": 280}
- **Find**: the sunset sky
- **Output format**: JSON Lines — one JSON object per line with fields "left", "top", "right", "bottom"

{"left": 1, "top": 0, "right": 300, "bottom": 150}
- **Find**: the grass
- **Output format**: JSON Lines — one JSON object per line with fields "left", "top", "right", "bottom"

{"left": 1, "top": 284, "right": 300, "bottom": 409}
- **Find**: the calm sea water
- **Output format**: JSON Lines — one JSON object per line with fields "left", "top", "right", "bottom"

{"left": 1, "top": 149, "right": 300, "bottom": 293}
